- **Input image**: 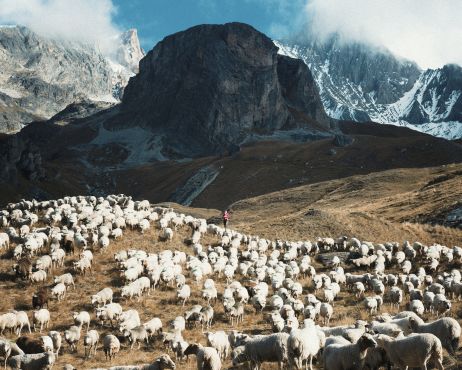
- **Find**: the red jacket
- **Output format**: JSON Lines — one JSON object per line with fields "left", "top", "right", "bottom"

{"left": 223, "top": 211, "right": 230, "bottom": 221}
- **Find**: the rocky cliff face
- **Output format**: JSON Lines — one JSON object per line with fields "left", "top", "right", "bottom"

{"left": 277, "top": 34, "right": 462, "bottom": 139}
{"left": 0, "top": 26, "right": 143, "bottom": 133}
{"left": 116, "top": 22, "right": 332, "bottom": 157}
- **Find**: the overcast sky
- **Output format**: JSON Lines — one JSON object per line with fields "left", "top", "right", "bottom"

{"left": 0, "top": 0, "right": 460, "bottom": 68}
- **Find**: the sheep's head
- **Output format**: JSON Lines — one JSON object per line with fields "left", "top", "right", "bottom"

{"left": 408, "top": 317, "right": 419, "bottom": 331}
{"left": 184, "top": 343, "right": 200, "bottom": 356}
{"left": 374, "top": 334, "right": 392, "bottom": 348}
{"left": 358, "top": 333, "right": 377, "bottom": 351}
{"left": 156, "top": 354, "right": 176, "bottom": 369}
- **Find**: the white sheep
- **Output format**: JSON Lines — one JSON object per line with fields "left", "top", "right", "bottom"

{"left": 53, "top": 273, "right": 75, "bottom": 289}
{"left": 123, "top": 325, "right": 149, "bottom": 350}
{"left": 33, "top": 309, "right": 50, "bottom": 332}
{"left": 64, "top": 325, "right": 81, "bottom": 352}
{"left": 143, "top": 318, "right": 163, "bottom": 338}
{"left": 51, "top": 282, "right": 66, "bottom": 301}
{"left": 29, "top": 270, "right": 47, "bottom": 283}
{"left": 73, "top": 311, "right": 91, "bottom": 331}
{"left": 409, "top": 317, "right": 461, "bottom": 354}
{"left": 48, "top": 331, "right": 62, "bottom": 358}
{"left": 323, "top": 334, "right": 377, "bottom": 370}
{"left": 319, "top": 303, "right": 333, "bottom": 325}
{"left": 176, "top": 285, "right": 191, "bottom": 306}
{"left": 409, "top": 300, "right": 425, "bottom": 316}
{"left": 103, "top": 334, "right": 120, "bottom": 361}
{"left": 40, "top": 336, "right": 54, "bottom": 352}
{"left": 205, "top": 331, "right": 230, "bottom": 360}
{"left": 14, "top": 311, "right": 31, "bottom": 335}
{"left": 375, "top": 333, "right": 443, "bottom": 370}
{"left": 96, "top": 303, "right": 123, "bottom": 327}
{"left": 84, "top": 329, "right": 99, "bottom": 358}
{"left": 92, "top": 288, "right": 113, "bottom": 307}
{"left": 232, "top": 333, "right": 289, "bottom": 369}
{"left": 184, "top": 343, "right": 221, "bottom": 370}
{"left": 288, "top": 320, "right": 322, "bottom": 370}
{"left": 7, "top": 351, "right": 55, "bottom": 370}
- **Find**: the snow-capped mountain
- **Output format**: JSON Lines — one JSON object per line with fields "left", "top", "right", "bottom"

{"left": 276, "top": 35, "right": 462, "bottom": 139}
{"left": 0, "top": 25, "right": 144, "bottom": 133}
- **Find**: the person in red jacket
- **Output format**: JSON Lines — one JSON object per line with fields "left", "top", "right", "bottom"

{"left": 223, "top": 209, "right": 230, "bottom": 229}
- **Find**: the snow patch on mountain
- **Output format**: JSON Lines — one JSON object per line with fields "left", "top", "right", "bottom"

{"left": 90, "top": 126, "right": 167, "bottom": 166}
{"left": 275, "top": 40, "right": 462, "bottom": 140}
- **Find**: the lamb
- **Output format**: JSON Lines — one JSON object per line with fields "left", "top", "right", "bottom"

{"left": 15, "top": 311, "right": 32, "bottom": 335}
{"left": 73, "top": 257, "right": 92, "bottom": 275}
{"left": 92, "top": 288, "right": 113, "bottom": 307}
{"left": 51, "top": 283, "right": 66, "bottom": 301}
{"left": 205, "top": 331, "right": 230, "bottom": 360}
{"left": 40, "top": 336, "right": 53, "bottom": 353}
{"left": 322, "top": 334, "right": 377, "bottom": 370}
{"left": 122, "top": 325, "right": 149, "bottom": 350}
{"left": 53, "top": 273, "right": 75, "bottom": 290}
{"left": 176, "top": 285, "right": 190, "bottom": 306}
{"left": 364, "top": 297, "right": 378, "bottom": 315}
{"left": 184, "top": 343, "right": 221, "bottom": 370}
{"left": 409, "top": 299, "right": 425, "bottom": 316}
{"left": 84, "top": 330, "right": 99, "bottom": 358}
{"left": 48, "top": 331, "right": 61, "bottom": 358}
{"left": 96, "top": 303, "right": 123, "bottom": 327}
{"left": 0, "top": 339, "right": 11, "bottom": 369}
{"left": 433, "top": 294, "right": 451, "bottom": 317}
{"left": 29, "top": 270, "right": 47, "bottom": 284}
{"left": 7, "top": 351, "right": 55, "bottom": 370}
{"left": 199, "top": 306, "right": 214, "bottom": 330}
{"left": 288, "top": 320, "right": 322, "bottom": 370}
{"left": 232, "top": 332, "right": 289, "bottom": 370}
{"left": 375, "top": 333, "right": 443, "bottom": 370}
{"left": 409, "top": 317, "right": 461, "bottom": 354}
{"left": 319, "top": 303, "right": 333, "bottom": 325}
{"left": 64, "top": 325, "right": 81, "bottom": 352}
{"left": 73, "top": 311, "right": 91, "bottom": 331}
{"left": 50, "top": 248, "right": 66, "bottom": 268}
{"left": 103, "top": 334, "right": 120, "bottom": 361}
{"left": 119, "top": 310, "right": 141, "bottom": 331}
{"left": 35, "top": 255, "right": 52, "bottom": 273}
{"left": 143, "top": 318, "right": 163, "bottom": 338}
{"left": 33, "top": 309, "right": 50, "bottom": 333}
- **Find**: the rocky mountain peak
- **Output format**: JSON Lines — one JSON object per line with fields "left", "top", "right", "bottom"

{"left": 115, "top": 28, "right": 145, "bottom": 74}
{"left": 115, "top": 22, "right": 332, "bottom": 157}
{"left": 0, "top": 25, "right": 144, "bottom": 133}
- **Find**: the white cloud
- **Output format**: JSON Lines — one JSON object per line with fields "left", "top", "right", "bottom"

{"left": 304, "top": 0, "right": 462, "bottom": 68}
{"left": 0, "top": 0, "right": 121, "bottom": 54}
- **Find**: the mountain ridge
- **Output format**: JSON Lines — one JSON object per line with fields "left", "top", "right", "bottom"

{"left": 0, "top": 25, "right": 144, "bottom": 133}
{"left": 276, "top": 34, "right": 462, "bottom": 139}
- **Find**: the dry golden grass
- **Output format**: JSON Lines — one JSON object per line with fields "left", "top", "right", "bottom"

{"left": 0, "top": 216, "right": 461, "bottom": 369}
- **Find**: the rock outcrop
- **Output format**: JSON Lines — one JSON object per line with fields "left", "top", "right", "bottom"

{"left": 116, "top": 22, "right": 332, "bottom": 157}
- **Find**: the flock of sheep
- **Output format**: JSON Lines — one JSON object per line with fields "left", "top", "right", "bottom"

{"left": 0, "top": 194, "right": 460, "bottom": 369}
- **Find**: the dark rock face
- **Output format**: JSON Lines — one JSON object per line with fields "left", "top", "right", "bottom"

{"left": 117, "top": 23, "right": 332, "bottom": 157}
{"left": 0, "top": 134, "right": 45, "bottom": 182}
